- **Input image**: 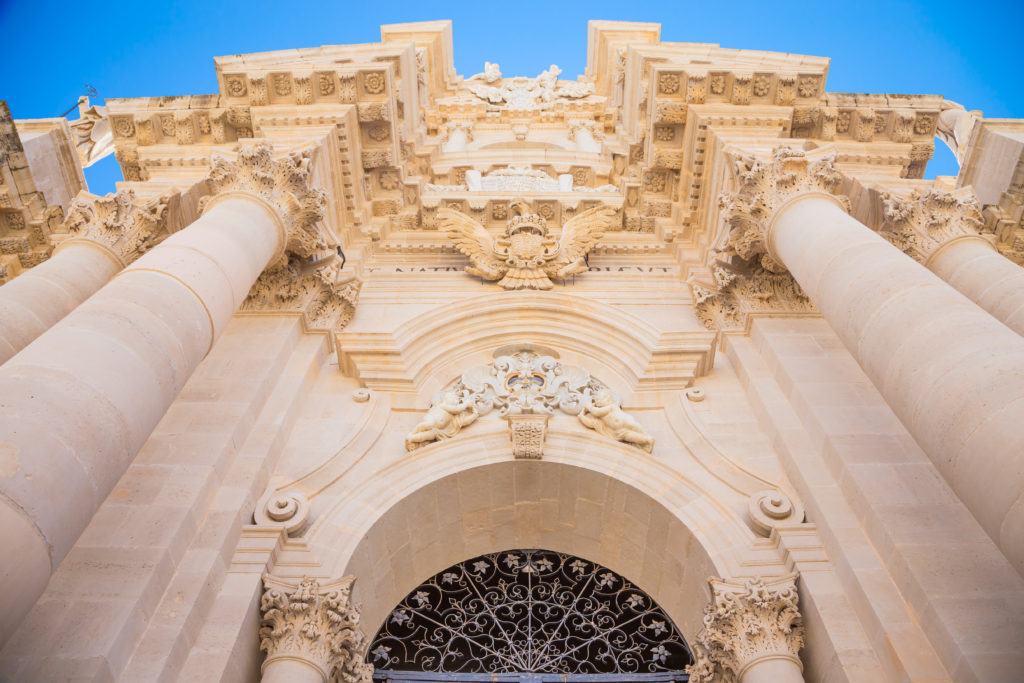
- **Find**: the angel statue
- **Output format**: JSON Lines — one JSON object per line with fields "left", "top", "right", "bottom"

{"left": 405, "top": 388, "right": 479, "bottom": 451}
{"left": 579, "top": 389, "right": 655, "bottom": 452}
{"left": 441, "top": 199, "right": 616, "bottom": 290}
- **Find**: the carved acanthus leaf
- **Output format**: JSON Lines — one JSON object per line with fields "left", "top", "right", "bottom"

{"left": 687, "top": 257, "right": 815, "bottom": 331}
{"left": 260, "top": 574, "right": 373, "bottom": 683}
{"left": 242, "top": 254, "right": 360, "bottom": 332}
{"left": 63, "top": 189, "right": 171, "bottom": 264}
{"left": 879, "top": 187, "right": 989, "bottom": 263}
{"left": 204, "top": 143, "right": 328, "bottom": 258}
{"left": 687, "top": 575, "right": 804, "bottom": 682}
{"left": 719, "top": 147, "right": 846, "bottom": 271}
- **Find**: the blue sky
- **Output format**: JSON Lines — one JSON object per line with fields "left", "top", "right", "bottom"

{"left": 2, "top": 0, "right": 1021, "bottom": 194}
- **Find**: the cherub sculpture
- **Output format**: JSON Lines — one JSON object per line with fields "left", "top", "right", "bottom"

{"left": 579, "top": 389, "right": 655, "bottom": 452}
{"left": 441, "top": 199, "right": 616, "bottom": 290}
{"left": 405, "top": 388, "right": 479, "bottom": 451}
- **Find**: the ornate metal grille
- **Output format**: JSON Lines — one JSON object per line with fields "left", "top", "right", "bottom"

{"left": 368, "top": 549, "right": 692, "bottom": 677}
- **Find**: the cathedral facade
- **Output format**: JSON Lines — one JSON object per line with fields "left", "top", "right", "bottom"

{"left": 0, "top": 20, "right": 1023, "bottom": 682}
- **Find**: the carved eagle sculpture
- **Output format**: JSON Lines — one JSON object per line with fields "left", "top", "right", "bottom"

{"left": 441, "top": 199, "right": 617, "bottom": 290}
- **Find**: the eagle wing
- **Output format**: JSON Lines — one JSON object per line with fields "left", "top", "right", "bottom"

{"left": 546, "top": 205, "right": 617, "bottom": 278}
{"left": 439, "top": 208, "right": 506, "bottom": 281}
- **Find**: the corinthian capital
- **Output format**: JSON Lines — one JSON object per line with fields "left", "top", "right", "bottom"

{"left": 879, "top": 187, "right": 990, "bottom": 265}
{"left": 719, "top": 147, "right": 847, "bottom": 272}
{"left": 260, "top": 574, "right": 373, "bottom": 683}
{"left": 204, "top": 143, "right": 328, "bottom": 259}
{"left": 687, "top": 574, "right": 804, "bottom": 683}
{"left": 62, "top": 189, "right": 170, "bottom": 266}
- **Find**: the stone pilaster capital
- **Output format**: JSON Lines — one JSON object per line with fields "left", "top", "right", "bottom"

{"left": 242, "top": 254, "right": 361, "bottom": 333}
{"left": 202, "top": 143, "right": 328, "bottom": 260}
{"left": 260, "top": 574, "right": 374, "bottom": 683}
{"left": 58, "top": 189, "right": 171, "bottom": 268}
{"left": 719, "top": 147, "right": 848, "bottom": 272}
{"left": 879, "top": 187, "right": 992, "bottom": 267}
{"left": 687, "top": 574, "right": 805, "bottom": 683}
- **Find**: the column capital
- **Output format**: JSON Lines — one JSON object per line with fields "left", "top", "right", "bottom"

{"left": 260, "top": 574, "right": 374, "bottom": 683}
{"left": 203, "top": 143, "right": 328, "bottom": 260}
{"left": 879, "top": 187, "right": 992, "bottom": 267}
{"left": 58, "top": 189, "right": 170, "bottom": 268}
{"left": 687, "top": 574, "right": 805, "bottom": 683}
{"left": 719, "top": 147, "right": 848, "bottom": 272}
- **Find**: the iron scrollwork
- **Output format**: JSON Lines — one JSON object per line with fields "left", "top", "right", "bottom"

{"left": 369, "top": 549, "right": 692, "bottom": 675}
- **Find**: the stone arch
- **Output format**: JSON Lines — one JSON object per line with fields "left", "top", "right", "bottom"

{"left": 337, "top": 290, "right": 714, "bottom": 403}
{"left": 305, "top": 429, "right": 756, "bottom": 643}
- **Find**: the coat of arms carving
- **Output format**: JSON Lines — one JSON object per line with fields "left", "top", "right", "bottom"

{"left": 442, "top": 199, "right": 615, "bottom": 290}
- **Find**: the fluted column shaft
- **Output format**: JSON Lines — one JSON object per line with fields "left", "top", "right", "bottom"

{"left": 0, "top": 194, "right": 284, "bottom": 644}
{"left": 769, "top": 194, "right": 1024, "bottom": 574}
{"left": 0, "top": 243, "right": 121, "bottom": 363}
{"left": 927, "top": 236, "right": 1024, "bottom": 336}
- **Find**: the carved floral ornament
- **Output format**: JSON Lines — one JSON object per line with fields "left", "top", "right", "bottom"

{"left": 62, "top": 188, "right": 171, "bottom": 266}
{"left": 405, "top": 348, "right": 654, "bottom": 455}
{"left": 687, "top": 575, "right": 805, "bottom": 683}
{"left": 443, "top": 198, "right": 616, "bottom": 290}
{"left": 879, "top": 187, "right": 992, "bottom": 265}
{"left": 260, "top": 574, "right": 373, "bottom": 683}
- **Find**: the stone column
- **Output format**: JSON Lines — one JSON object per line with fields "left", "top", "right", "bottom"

{"left": 568, "top": 119, "right": 603, "bottom": 153}
{"left": 720, "top": 147, "right": 1024, "bottom": 575}
{"left": 0, "top": 144, "right": 330, "bottom": 645}
{"left": 878, "top": 188, "right": 1024, "bottom": 336}
{"left": 260, "top": 575, "right": 373, "bottom": 683}
{"left": 0, "top": 189, "right": 170, "bottom": 364}
{"left": 687, "top": 575, "right": 805, "bottom": 683}
{"left": 442, "top": 121, "right": 473, "bottom": 153}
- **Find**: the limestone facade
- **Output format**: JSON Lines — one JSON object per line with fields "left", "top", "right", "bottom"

{"left": 0, "top": 19, "right": 1023, "bottom": 683}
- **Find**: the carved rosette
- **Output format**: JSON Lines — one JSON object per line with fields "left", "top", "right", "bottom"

{"left": 687, "top": 575, "right": 805, "bottom": 682}
{"left": 62, "top": 189, "right": 170, "bottom": 266}
{"left": 242, "top": 255, "right": 361, "bottom": 332}
{"left": 203, "top": 143, "right": 328, "bottom": 259}
{"left": 879, "top": 187, "right": 990, "bottom": 265}
{"left": 260, "top": 574, "right": 373, "bottom": 683}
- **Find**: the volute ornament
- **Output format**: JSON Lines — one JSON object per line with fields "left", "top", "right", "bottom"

{"left": 62, "top": 188, "right": 171, "bottom": 266}
{"left": 443, "top": 198, "right": 615, "bottom": 290}
{"left": 260, "top": 574, "right": 373, "bottom": 683}
{"left": 687, "top": 575, "right": 804, "bottom": 683}
{"left": 879, "top": 187, "right": 990, "bottom": 265}
{"left": 203, "top": 143, "right": 328, "bottom": 259}
{"left": 405, "top": 348, "right": 654, "bottom": 453}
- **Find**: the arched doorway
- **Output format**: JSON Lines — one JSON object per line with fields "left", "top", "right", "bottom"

{"left": 367, "top": 548, "right": 692, "bottom": 682}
